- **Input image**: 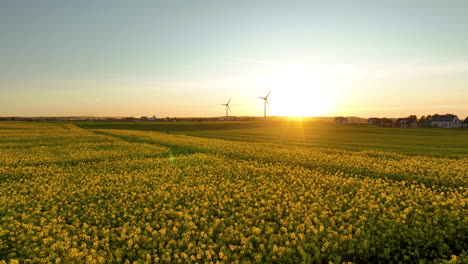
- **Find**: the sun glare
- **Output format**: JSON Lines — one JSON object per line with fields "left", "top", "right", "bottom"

{"left": 251, "top": 64, "right": 336, "bottom": 117}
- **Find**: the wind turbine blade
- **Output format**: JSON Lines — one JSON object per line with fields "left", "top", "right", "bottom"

{"left": 266, "top": 99, "right": 270, "bottom": 107}
{"left": 266, "top": 90, "right": 271, "bottom": 99}
{"left": 228, "top": 106, "right": 231, "bottom": 112}
{"left": 227, "top": 98, "right": 231, "bottom": 105}
{"left": 258, "top": 97, "right": 265, "bottom": 100}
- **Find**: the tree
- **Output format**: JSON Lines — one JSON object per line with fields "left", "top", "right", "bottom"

{"left": 424, "top": 115, "right": 434, "bottom": 128}
{"left": 381, "top": 118, "right": 393, "bottom": 127}
{"left": 418, "top": 116, "right": 426, "bottom": 126}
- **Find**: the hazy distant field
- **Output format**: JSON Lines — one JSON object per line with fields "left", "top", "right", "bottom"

{"left": 1, "top": 122, "right": 467, "bottom": 263}
{"left": 77, "top": 121, "right": 468, "bottom": 157}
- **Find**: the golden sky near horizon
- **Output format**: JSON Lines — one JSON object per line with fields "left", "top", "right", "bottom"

{"left": 1, "top": 1, "right": 467, "bottom": 118}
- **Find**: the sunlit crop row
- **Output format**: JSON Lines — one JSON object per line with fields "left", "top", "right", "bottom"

{"left": 0, "top": 126, "right": 168, "bottom": 166}
{"left": 0, "top": 123, "right": 467, "bottom": 263}
{"left": 98, "top": 129, "right": 468, "bottom": 188}
{"left": 0, "top": 122, "right": 72, "bottom": 131}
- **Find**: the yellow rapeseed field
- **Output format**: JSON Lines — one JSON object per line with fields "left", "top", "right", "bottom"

{"left": 0, "top": 123, "right": 466, "bottom": 263}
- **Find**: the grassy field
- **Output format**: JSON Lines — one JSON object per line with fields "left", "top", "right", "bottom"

{"left": 1, "top": 121, "right": 467, "bottom": 263}
{"left": 76, "top": 121, "right": 468, "bottom": 158}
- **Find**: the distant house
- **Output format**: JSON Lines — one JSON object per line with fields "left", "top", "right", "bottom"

{"left": 463, "top": 117, "right": 468, "bottom": 128}
{"left": 335, "top": 117, "right": 349, "bottom": 124}
{"left": 148, "top": 115, "right": 157, "bottom": 121}
{"left": 430, "top": 114, "right": 462, "bottom": 128}
{"left": 394, "top": 118, "right": 417, "bottom": 128}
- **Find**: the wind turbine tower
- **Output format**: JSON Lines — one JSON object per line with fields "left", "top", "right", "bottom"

{"left": 258, "top": 91, "right": 271, "bottom": 121}
{"left": 221, "top": 98, "right": 231, "bottom": 120}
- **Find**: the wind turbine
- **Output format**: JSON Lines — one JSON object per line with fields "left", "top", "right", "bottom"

{"left": 258, "top": 91, "right": 271, "bottom": 121}
{"left": 221, "top": 98, "right": 231, "bottom": 120}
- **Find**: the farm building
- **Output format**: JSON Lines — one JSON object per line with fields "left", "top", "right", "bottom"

{"left": 430, "top": 114, "right": 462, "bottom": 128}
{"left": 394, "top": 118, "right": 418, "bottom": 128}
{"left": 335, "top": 117, "right": 349, "bottom": 124}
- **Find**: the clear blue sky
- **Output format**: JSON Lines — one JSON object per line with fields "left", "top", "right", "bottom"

{"left": 1, "top": 0, "right": 467, "bottom": 118}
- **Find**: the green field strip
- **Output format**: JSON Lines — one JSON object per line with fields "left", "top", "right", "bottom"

{"left": 93, "top": 129, "right": 468, "bottom": 189}
{"left": 91, "top": 129, "right": 207, "bottom": 156}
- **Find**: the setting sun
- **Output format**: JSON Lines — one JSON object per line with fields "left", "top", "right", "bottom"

{"left": 249, "top": 64, "right": 336, "bottom": 117}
